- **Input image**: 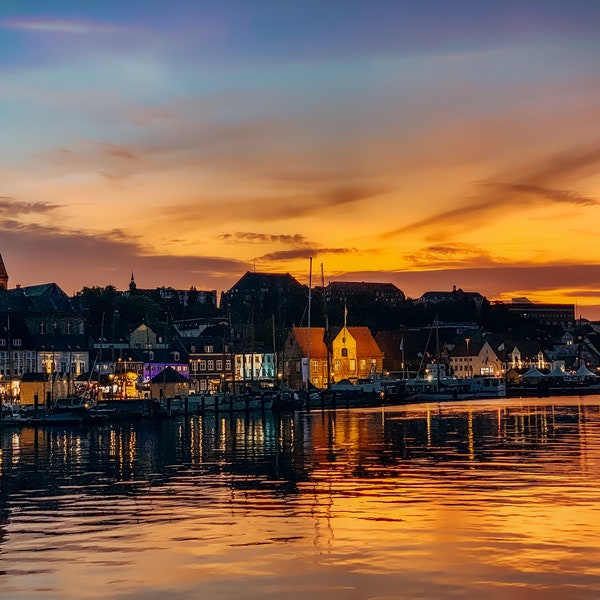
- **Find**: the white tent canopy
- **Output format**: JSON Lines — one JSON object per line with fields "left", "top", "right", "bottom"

{"left": 547, "top": 364, "right": 567, "bottom": 378}
{"left": 521, "top": 366, "right": 546, "bottom": 379}
{"left": 573, "top": 364, "right": 597, "bottom": 378}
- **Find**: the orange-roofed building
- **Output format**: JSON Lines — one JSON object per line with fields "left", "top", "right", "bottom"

{"left": 284, "top": 325, "right": 384, "bottom": 389}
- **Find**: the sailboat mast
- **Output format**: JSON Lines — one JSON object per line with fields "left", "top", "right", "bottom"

{"left": 321, "top": 263, "right": 330, "bottom": 388}
{"left": 306, "top": 257, "right": 312, "bottom": 389}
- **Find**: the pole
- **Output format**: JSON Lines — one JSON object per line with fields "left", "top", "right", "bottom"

{"left": 307, "top": 257, "right": 312, "bottom": 389}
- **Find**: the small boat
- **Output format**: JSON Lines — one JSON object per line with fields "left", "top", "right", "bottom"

{"left": 404, "top": 365, "right": 506, "bottom": 402}
{"left": 0, "top": 404, "right": 30, "bottom": 426}
{"left": 312, "top": 375, "right": 408, "bottom": 408}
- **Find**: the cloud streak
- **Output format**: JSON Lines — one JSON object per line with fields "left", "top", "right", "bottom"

{"left": 1, "top": 18, "right": 121, "bottom": 34}
{"left": 383, "top": 143, "right": 600, "bottom": 239}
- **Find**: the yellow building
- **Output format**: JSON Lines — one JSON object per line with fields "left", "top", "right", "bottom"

{"left": 19, "top": 373, "right": 71, "bottom": 406}
{"left": 284, "top": 325, "right": 384, "bottom": 389}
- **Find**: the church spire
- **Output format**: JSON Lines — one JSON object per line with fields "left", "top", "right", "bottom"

{"left": 129, "top": 270, "right": 137, "bottom": 292}
{"left": 0, "top": 252, "right": 8, "bottom": 290}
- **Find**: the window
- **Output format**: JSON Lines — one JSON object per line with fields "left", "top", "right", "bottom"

{"left": 191, "top": 361, "right": 198, "bottom": 373}
{"left": 204, "top": 345, "right": 214, "bottom": 353}
{"left": 341, "top": 348, "right": 348, "bottom": 357}
{"left": 199, "top": 360, "right": 206, "bottom": 371}
{"left": 66, "top": 322, "right": 72, "bottom": 334}
{"left": 216, "top": 359, "right": 223, "bottom": 371}
{"left": 39, "top": 322, "right": 45, "bottom": 334}
{"left": 13, "top": 339, "right": 21, "bottom": 347}
{"left": 334, "top": 359, "right": 340, "bottom": 372}
{"left": 207, "top": 360, "right": 214, "bottom": 371}
{"left": 312, "top": 360, "right": 319, "bottom": 372}
{"left": 349, "top": 359, "right": 356, "bottom": 371}
{"left": 225, "top": 360, "right": 231, "bottom": 371}
{"left": 0, "top": 339, "right": 4, "bottom": 346}
{"left": 360, "top": 359, "right": 366, "bottom": 370}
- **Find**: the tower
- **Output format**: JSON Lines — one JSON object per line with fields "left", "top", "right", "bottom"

{"left": 0, "top": 252, "right": 8, "bottom": 290}
{"left": 129, "top": 270, "right": 137, "bottom": 293}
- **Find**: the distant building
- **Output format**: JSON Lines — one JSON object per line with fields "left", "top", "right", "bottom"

{"left": 222, "top": 271, "right": 306, "bottom": 314}
{"left": 325, "top": 281, "right": 405, "bottom": 306}
{"left": 127, "top": 271, "right": 217, "bottom": 308}
{"left": 502, "top": 297, "right": 575, "bottom": 325}
{"left": 416, "top": 286, "right": 485, "bottom": 310}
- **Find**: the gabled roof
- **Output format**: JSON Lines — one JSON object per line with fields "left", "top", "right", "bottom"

{"left": 1, "top": 283, "right": 76, "bottom": 314}
{"left": 151, "top": 367, "right": 188, "bottom": 384}
{"left": 228, "top": 271, "right": 304, "bottom": 294}
{"left": 290, "top": 326, "right": 328, "bottom": 358}
{"left": 345, "top": 326, "right": 383, "bottom": 356}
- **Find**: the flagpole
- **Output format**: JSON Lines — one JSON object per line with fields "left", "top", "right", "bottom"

{"left": 400, "top": 336, "right": 405, "bottom": 379}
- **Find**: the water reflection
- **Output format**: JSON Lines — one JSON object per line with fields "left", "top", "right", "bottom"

{"left": 1, "top": 397, "right": 600, "bottom": 599}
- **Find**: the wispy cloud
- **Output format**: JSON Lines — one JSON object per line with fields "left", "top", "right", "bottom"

{"left": 406, "top": 243, "right": 497, "bottom": 268}
{"left": 383, "top": 143, "right": 600, "bottom": 239}
{"left": 0, "top": 197, "right": 62, "bottom": 217}
{"left": 217, "top": 232, "right": 311, "bottom": 245}
{"left": 258, "top": 247, "right": 355, "bottom": 261}
{"left": 1, "top": 18, "right": 121, "bottom": 34}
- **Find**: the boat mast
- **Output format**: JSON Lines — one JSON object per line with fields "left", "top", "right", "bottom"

{"left": 306, "top": 257, "right": 312, "bottom": 389}
{"left": 321, "top": 263, "right": 330, "bottom": 388}
{"left": 306, "top": 256, "right": 312, "bottom": 389}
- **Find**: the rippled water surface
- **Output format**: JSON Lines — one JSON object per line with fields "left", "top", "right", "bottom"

{"left": 2, "top": 397, "right": 600, "bottom": 599}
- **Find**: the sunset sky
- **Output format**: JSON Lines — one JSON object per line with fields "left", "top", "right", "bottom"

{"left": 2, "top": 1, "right": 600, "bottom": 316}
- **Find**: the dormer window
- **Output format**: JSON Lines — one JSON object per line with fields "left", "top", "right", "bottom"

{"left": 39, "top": 322, "right": 45, "bottom": 334}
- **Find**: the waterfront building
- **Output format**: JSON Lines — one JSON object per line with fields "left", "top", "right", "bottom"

{"left": 149, "top": 366, "right": 189, "bottom": 400}
{"left": 181, "top": 336, "right": 232, "bottom": 394}
{"left": 284, "top": 324, "right": 383, "bottom": 389}
{"left": 0, "top": 283, "right": 89, "bottom": 399}
{"left": 19, "top": 372, "right": 72, "bottom": 406}
{"left": 449, "top": 334, "right": 547, "bottom": 376}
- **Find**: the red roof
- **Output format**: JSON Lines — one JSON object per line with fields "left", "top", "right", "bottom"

{"left": 291, "top": 326, "right": 328, "bottom": 358}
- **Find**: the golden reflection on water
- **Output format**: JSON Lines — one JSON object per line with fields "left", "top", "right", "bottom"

{"left": 1, "top": 397, "right": 600, "bottom": 599}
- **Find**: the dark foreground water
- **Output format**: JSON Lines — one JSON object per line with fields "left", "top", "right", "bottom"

{"left": 1, "top": 396, "right": 600, "bottom": 600}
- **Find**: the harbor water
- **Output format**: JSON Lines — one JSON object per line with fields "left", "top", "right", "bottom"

{"left": 1, "top": 396, "right": 600, "bottom": 599}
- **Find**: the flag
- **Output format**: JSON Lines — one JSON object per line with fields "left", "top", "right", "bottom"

{"left": 399, "top": 337, "right": 404, "bottom": 351}
{"left": 497, "top": 342, "right": 505, "bottom": 351}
